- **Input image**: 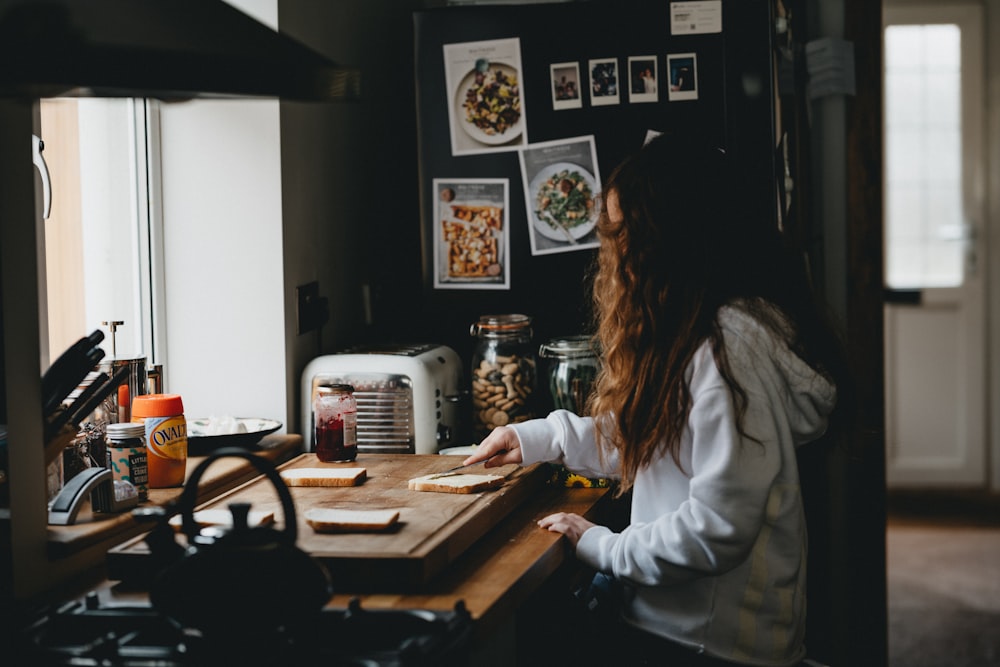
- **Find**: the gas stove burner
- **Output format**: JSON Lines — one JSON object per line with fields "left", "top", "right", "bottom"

{"left": 19, "top": 592, "right": 473, "bottom": 666}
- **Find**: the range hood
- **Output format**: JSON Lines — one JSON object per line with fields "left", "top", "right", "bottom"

{"left": 0, "top": 0, "right": 360, "bottom": 101}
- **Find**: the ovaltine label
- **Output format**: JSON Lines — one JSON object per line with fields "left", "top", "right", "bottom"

{"left": 143, "top": 414, "right": 188, "bottom": 488}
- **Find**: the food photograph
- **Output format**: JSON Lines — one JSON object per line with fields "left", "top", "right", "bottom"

{"left": 443, "top": 37, "right": 527, "bottom": 155}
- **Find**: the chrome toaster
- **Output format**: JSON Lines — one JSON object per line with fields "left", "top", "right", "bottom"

{"left": 300, "top": 344, "right": 465, "bottom": 455}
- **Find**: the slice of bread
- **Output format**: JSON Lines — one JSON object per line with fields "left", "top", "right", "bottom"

{"left": 280, "top": 467, "right": 367, "bottom": 487}
{"left": 304, "top": 508, "right": 400, "bottom": 533}
{"left": 169, "top": 508, "right": 275, "bottom": 532}
{"left": 408, "top": 472, "right": 505, "bottom": 494}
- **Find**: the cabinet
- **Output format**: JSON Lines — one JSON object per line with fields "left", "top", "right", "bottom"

{"left": 1, "top": 99, "right": 54, "bottom": 602}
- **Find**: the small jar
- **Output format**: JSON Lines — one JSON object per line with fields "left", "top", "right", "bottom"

{"left": 470, "top": 314, "right": 537, "bottom": 440}
{"left": 539, "top": 336, "right": 600, "bottom": 416}
{"left": 132, "top": 394, "right": 187, "bottom": 488}
{"left": 106, "top": 422, "right": 148, "bottom": 500}
{"left": 313, "top": 384, "right": 358, "bottom": 462}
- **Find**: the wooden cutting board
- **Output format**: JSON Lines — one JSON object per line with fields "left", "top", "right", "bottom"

{"left": 107, "top": 453, "right": 550, "bottom": 592}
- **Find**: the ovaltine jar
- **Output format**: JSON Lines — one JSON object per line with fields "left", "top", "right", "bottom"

{"left": 470, "top": 314, "right": 536, "bottom": 440}
{"left": 132, "top": 394, "right": 187, "bottom": 488}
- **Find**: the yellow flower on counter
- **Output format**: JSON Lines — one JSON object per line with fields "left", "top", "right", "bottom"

{"left": 546, "top": 463, "right": 613, "bottom": 489}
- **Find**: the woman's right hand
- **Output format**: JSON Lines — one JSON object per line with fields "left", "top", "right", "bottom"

{"left": 463, "top": 426, "right": 523, "bottom": 468}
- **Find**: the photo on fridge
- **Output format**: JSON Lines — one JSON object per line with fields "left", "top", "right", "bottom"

{"left": 550, "top": 61, "right": 583, "bottom": 111}
{"left": 442, "top": 38, "right": 527, "bottom": 156}
{"left": 667, "top": 52, "right": 699, "bottom": 101}
{"left": 433, "top": 178, "right": 510, "bottom": 290}
{"left": 517, "top": 136, "right": 601, "bottom": 256}
{"left": 628, "top": 55, "right": 659, "bottom": 103}
{"left": 588, "top": 57, "right": 621, "bottom": 106}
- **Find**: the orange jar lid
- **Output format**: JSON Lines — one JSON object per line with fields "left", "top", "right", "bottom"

{"left": 132, "top": 393, "right": 184, "bottom": 418}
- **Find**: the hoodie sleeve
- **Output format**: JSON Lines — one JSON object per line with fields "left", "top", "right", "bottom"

{"left": 576, "top": 345, "right": 788, "bottom": 584}
{"left": 510, "top": 409, "right": 620, "bottom": 479}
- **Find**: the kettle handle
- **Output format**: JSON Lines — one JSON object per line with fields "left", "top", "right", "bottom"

{"left": 174, "top": 446, "right": 298, "bottom": 545}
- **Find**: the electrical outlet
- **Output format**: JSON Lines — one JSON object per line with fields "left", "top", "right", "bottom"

{"left": 296, "top": 281, "right": 321, "bottom": 335}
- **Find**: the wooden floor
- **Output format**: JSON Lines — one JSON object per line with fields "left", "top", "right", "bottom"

{"left": 886, "top": 491, "right": 1000, "bottom": 667}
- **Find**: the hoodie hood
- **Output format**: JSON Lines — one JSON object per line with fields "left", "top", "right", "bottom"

{"left": 719, "top": 304, "right": 837, "bottom": 446}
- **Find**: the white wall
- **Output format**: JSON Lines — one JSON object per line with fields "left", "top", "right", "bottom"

{"left": 158, "top": 98, "right": 287, "bottom": 425}
{"left": 158, "top": 0, "right": 287, "bottom": 426}
{"left": 157, "top": 0, "right": 424, "bottom": 434}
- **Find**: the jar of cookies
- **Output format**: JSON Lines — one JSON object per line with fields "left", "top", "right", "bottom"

{"left": 470, "top": 314, "right": 537, "bottom": 440}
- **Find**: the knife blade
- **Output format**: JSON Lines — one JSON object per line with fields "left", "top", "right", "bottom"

{"left": 427, "top": 449, "right": 507, "bottom": 479}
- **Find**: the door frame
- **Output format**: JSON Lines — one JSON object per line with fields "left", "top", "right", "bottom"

{"left": 988, "top": 0, "right": 1000, "bottom": 492}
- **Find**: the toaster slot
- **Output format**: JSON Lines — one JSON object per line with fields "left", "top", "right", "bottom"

{"left": 355, "top": 387, "right": 415, "bottom": 454}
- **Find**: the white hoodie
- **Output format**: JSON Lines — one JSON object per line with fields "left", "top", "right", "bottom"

{"left": 511, "top": 306, "right": 836, "bottom": 666}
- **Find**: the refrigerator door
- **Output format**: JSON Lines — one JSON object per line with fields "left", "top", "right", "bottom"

{"left": 412, "top": 0, "right": 778, "bottom": 404}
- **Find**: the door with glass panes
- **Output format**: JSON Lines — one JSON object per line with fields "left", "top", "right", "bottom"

{"left": 883, "top": 2, "right": 987, "bottom": 486}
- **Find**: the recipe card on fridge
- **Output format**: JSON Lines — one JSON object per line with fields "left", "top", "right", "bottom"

{"left": 443, "top": 38, "right": 528, "bottom": 156}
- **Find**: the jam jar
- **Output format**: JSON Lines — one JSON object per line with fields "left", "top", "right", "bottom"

{"left": 539, "top": 335, "right": 600, "bottom": 416}
{"left": 470, "top": 314, "right": 537, "bottom": 439}
{"left": 313, "top": 384, "right": 358, "bottom": 462}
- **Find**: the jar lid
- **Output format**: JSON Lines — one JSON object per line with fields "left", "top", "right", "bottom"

{"left": 539, "top": 335, "right": 599, "bottom": 359}
{"left": 107, "top": 422, "right": 146, "bottom": 439}
{"left": 132, "top": 393, "right": 184, "bottom": 417}
{"left": 317, "top": 384, "right": 355, "bottom": 395}
{"left": 471, "top": 313, "right": 532, "bottom": 337}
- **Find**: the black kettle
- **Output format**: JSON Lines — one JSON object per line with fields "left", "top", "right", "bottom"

{"left": 149, "top": 447, "right": 333, "bottom": 639}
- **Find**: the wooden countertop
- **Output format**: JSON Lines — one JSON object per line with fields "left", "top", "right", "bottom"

{"left": 107, "top": 453, "right": 555, "bottom": 589}
{"left": 46, "top": 433, "right": 302, "bottom": 559}
{"left": 97, "top": 453, "right": 614, "bottom": 644}
{"left": 323, "top": 481, "right": 613, "bottom": 640}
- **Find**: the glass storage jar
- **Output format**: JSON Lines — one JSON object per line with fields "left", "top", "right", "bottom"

{"left": 313, "top": 384, "right": 358, "bottom": 462}
{"left": 539, "top": 335, "right": 600, "bottom": 416}
{"left": 469, "top": 314, "right": 537, "bottom": 440}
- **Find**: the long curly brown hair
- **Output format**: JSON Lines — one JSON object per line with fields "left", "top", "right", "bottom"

{"left": 587, "top": 135, "right": 849, "bottom": 494}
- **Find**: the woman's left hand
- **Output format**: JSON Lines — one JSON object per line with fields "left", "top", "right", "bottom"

{"left": 538, "top": 512, "right": 595, "bottom": 548}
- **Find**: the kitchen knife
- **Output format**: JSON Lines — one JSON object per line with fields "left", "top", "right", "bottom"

{"left": 427, "top": 450, "right": 508, "bottom": 479}
{"left": 45, "top": 371, "right": 109, "bottom": 438}
{"left": 46, "top": 363, "right": 132, "bottom": 441}
{"left": 42, "top": 330, "right": 106, "bottom": 416}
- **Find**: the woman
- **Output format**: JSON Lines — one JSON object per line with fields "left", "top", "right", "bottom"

{"left": 464, "top": 134, "right": 850, "bottom": 666}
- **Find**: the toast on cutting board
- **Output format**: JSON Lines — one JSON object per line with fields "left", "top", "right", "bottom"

{"left": 408, "top": 472, "right": 506, "bottom": 494}
{"left": 280, "top": 467, "right": 367, "bottom": 487}
{"left": 304, "top": 508, "right": 400, "bottom": 533}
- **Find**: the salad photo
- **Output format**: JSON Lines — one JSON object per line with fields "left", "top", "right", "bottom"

{"left": 529, "top": 162, "right": 599, "bottom": 243}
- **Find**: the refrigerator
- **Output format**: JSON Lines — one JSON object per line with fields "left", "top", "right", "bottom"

{"left": 410, "top": 0, "right": 780, "bottom": 384}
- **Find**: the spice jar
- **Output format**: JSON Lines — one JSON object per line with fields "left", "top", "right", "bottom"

{"left": 106, "top": 422, "right": 148, "bottom": 500}
{"left": 132, "top": 394, "right": 187, "bottom": 488}
{"left": 470, "top": 314, "right": 537, "bottom": 440}
{"left": 313, "top": 384, "right": 358, "bottom": 462}
{"left": 539, "top": 335, "right": 600, "bottom": 416}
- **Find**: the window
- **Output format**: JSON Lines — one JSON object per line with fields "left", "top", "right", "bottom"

{"left": 883, "top": 23, "right": 964, "bottom": 288}
{"left": 40, "top": 99, "right": 161, "bottom": 364}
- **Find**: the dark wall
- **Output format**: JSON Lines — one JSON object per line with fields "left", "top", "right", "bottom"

{"left": 408, "top": 0, "right": 778, "bottom": 368}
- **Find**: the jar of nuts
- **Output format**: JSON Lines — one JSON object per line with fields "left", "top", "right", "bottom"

{"left": 470, "top": 314, "right": 537, "bottom": 440}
